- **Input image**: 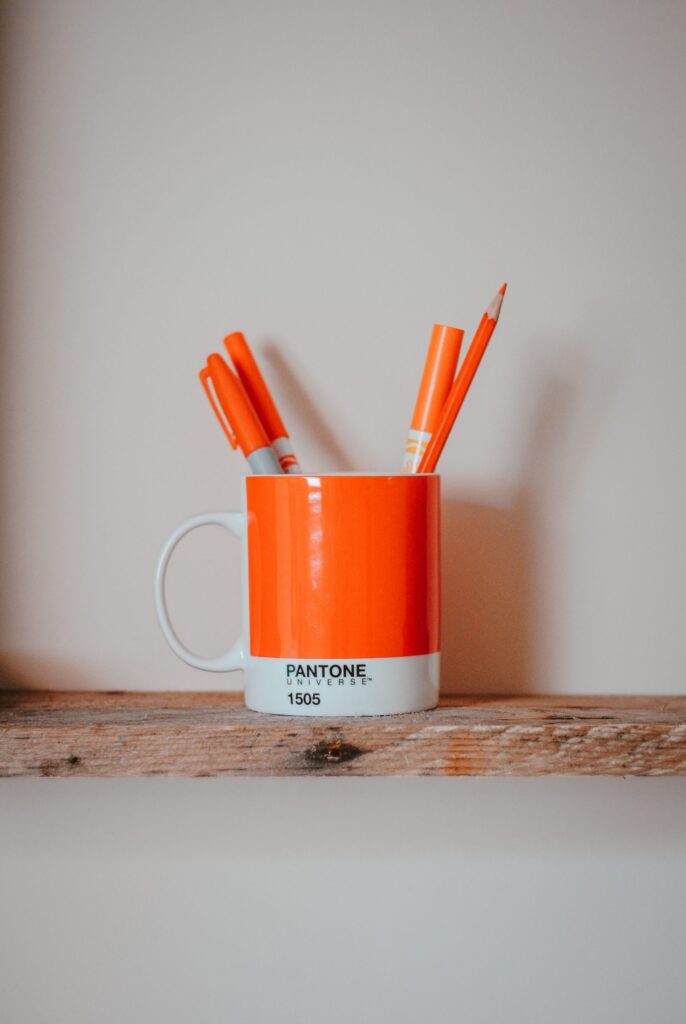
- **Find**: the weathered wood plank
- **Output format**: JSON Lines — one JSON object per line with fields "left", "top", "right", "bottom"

{"left": 1, "top": 691, "right": 685, "bottom": 777}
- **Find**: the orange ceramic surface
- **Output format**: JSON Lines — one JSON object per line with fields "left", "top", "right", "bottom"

{"left": 246, "top": 474, "right": 440, "bottom": 659}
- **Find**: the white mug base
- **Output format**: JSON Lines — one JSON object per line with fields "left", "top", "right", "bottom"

{"left": 244, "top": 652, "right": 440, "bottom": 716}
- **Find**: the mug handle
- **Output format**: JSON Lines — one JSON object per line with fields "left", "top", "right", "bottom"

{"left": 154, "top": 511, "right": 246, "bottom": 671}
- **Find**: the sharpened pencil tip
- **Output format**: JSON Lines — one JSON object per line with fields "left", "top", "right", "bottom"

{"left": 499, "top": 282, "right": 507, "bottom": 296}
{"left": 486, "top": 289, "right": 505, "bottom": 322}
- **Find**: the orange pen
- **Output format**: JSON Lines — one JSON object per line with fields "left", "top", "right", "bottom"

{"left": 403, "top": 324, "right": 464, "bottom": 472}
{"left": 225, "top": 332, "right": 301, "bottom": 473}
{"left": 200, "top": 353, "right": 282, "bottom": 474}
{"left": 418, "top": 284, "right": 507, "bottom": 474}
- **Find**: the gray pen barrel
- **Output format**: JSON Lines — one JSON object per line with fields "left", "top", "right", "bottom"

{"left": 247, "top": 446, "right": 283, "bottom": 475}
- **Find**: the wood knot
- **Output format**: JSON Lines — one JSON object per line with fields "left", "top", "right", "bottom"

{"left": 305, "top": 738, "right": 365, "bottom": 767}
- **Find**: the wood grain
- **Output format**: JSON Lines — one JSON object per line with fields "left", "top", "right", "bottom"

{"left": 1, "top": 691, "right": 685, "bottom": 777}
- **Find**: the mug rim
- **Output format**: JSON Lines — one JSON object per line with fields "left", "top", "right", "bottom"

{"left": 246, "top": 471, "right": 440, "bottom": 479}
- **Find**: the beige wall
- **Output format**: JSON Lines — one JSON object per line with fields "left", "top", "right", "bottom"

{"left": 1, "top": 1, "right": 685, "bottom": 1021}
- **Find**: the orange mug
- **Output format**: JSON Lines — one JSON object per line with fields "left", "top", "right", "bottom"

{"left": 155, "top": 474, "right": 440, "bottom": 715}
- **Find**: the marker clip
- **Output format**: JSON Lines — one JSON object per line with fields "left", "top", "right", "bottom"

{"left": 199, "top": 366, "right": 238, "bottom": 449}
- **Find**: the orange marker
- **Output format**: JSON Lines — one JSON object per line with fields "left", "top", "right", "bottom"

{"left": 200, "top": 353, "right": 282, "bottom": 474}
{"left": 403, "top": 324, "right": 464, "bottom": 472}
{"left": 224, "top": 332, "right": 301, "bottom": 473}
{"left": 418, "top": 284, "right": 507, "bottom": 473}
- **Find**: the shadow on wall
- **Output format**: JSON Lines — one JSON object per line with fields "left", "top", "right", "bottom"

{"left": 440, "top": 348, "right": 616, "bottom": 695}
{"left": 439, "top": 369, "right": 576, "bottom": 696}
{"left": 0, "top": 654, "right": 96, "bottom": 691}
{"left": 440, "top": 493, "right": 533, "bottom": 695}
{"left": 262, "top": 342, "right": 357, "bottom": 472}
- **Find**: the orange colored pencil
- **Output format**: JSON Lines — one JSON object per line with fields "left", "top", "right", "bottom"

{"left": 418, "top": 284, "right": 507, "bottom": 473}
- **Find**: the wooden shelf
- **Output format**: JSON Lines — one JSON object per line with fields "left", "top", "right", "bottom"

{"left": 1, "top": 691, "right": 685, "bottom": 777}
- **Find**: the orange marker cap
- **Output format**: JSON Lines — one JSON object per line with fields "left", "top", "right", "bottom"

{"left": 224, "top": 332, "right": 287, "bottom": 442}
{"left": 410, "top": 324, "right": 464, "bottom": 435}
{"left": 200, "top": 353, "right": 271, "bottom": 457}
